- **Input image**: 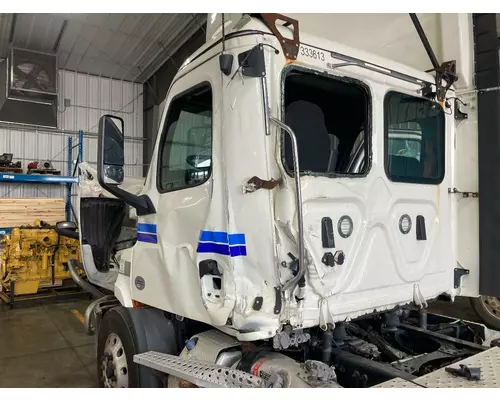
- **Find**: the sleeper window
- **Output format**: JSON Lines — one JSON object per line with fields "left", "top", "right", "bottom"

{"left": 158, "top": 85, "right": 212, "bottom": 192}
{"left": 385, "top": 91, "right": 445, "bottom": 184}
{"left": 283, "top": 70, "right": 370, "bottom": 175}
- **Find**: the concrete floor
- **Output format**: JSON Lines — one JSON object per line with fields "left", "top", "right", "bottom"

{"left": 0, "top": 296, "right": 485, "bottom": 388}
{"left": 0, "top": 299, "right": 96, "bottom": 388}
{"left": 428, "top": 296, "right": 481, "bottom": 322}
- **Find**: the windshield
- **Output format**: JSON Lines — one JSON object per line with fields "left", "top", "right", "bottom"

{"left": 385, "top": 92, "right": 445, "bottom": 184}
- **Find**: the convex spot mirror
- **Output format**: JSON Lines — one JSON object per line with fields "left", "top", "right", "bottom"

{"left": 56, "top": 221, "right": 77, "bottom": 231}
{"left": 186, "top": 154, "right": 211, "bottom": 169}
{"left": 98, "top": 115, "right": 125, "bottom": 186}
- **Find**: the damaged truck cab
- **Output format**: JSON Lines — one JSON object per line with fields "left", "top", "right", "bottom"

{"left": 73, "top": 13, "right": 500, "bottom": 388}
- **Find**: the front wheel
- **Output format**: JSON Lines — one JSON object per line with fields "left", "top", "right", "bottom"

{"left": 470, "top": 296, "right": 500, "bottom": 330}
{"left": 97, "top": 307, "right": 140, "bottom": 387}
{"left": 97, "top": 306, "right": 167, "bottom": 387}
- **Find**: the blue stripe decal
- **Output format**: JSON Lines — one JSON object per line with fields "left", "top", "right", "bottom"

{"left": 196, "top": 243, "right": 247, "bottom": 257}
{"left": 137, "top": 232, "right": 158, "bottom": 244}
{"left": 199, "top": 231, "right": 229, "bottom": 243}
{"left": 197, "top": 242, "right": 230, "bottom": 256}
{"left": 137, "top": 223, "right": 157, "bottom": 234}
{"left": 228, "top": 233, "right": 246, "bottom": 246}
{"left": 197, "top": 230, "right": 247, "bottom": 257}
{"left": 199, "top": 231, "right": 246, "bottom": 246}
{"left": 229, "top": 245, "right": 247, "bottom": 257}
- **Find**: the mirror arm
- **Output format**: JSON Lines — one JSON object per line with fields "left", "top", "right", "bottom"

{"left": 98, "top": 178, "right": 156, "bottom": 216}
{"left": 97, "top": 115, "right": 155, "bottom": 216}
{"left": 55, "top": 228, "right": 79, "bottom": 240}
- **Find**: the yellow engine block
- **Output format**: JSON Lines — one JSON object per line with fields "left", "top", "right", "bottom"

{"left": 0, "top": 220, "right": 82, "bottom": 296}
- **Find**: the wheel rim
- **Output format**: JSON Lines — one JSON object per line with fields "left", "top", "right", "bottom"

{"left": 101, "top": 333, "right": 129, "bottom": 388}
{"left": 480, "top": 296, "right": 500, "bottom": 320}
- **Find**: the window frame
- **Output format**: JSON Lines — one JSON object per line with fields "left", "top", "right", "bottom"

{"left": 383, "top": 90, "right": 445, "bottom": 185}
{"left": 280, "top": 64, "right": 373, "bottom": 179}
{"left": 156, "top": 81, "right": 214, "bottom": 194}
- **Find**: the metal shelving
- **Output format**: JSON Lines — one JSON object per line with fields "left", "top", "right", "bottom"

{"left": 0, "top": 174, "right": 78, "bottom": 184}
{"left": 0, "top": 130, "right": 83, "bottom": 221}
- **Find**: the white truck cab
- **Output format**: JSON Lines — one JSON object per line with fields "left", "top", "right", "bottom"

{"left": 70, "top": 13, "right": 500, "bottom": 388}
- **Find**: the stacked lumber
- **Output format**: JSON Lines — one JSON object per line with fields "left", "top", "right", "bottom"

{"left": 0, "top": 198, "right": 66, "bottom": 228}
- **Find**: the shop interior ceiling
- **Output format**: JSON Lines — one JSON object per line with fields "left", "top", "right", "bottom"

{"left": 0, "top": 13, "right": 206, "bottom": 83}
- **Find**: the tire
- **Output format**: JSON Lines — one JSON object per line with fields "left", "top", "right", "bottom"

{"left": 470, "top": 296, "right": 500, "bottom": 331}
{"left": 96, "top": 306, "right": 162, "bottom": 388}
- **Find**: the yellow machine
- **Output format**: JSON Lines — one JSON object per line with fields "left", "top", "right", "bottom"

{"left": 0, "top": 220, "right": 82, "bottom": 297}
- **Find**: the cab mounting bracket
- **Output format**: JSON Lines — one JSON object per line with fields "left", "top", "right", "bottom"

{"left": 454, "top": 268, "right": 470, "bottom": 289}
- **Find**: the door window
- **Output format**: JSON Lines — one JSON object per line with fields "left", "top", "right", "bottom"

{"left": 157, "top": 84, "right": 213, "bottom": 192}
{"left": 385, "top": 91, "right": 445, "bottom": 184}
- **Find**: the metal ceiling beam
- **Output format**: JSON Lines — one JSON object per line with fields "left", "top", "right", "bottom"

{"left": 8, "top": 13, "right": 17, "bottom": 43}
{"left": 120, "top": 14, "right": 167, "bottom": 81}
{"left": 132, "top": 14, "right": 204, "bottom": 82}
{"left": 53, "top": 19, "right": 68, "bottom": 52}
{"left": 191, "top": 13, "right": 205, "bottom": 34}
{"left": 107, "top": 14, "right": 156, "bottom": 81}
{"left": 136, "top": 15, "right": 206, "bottom": 83}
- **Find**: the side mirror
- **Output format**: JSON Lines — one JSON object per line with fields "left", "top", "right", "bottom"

{"left": 98, "top": 115, "right": 125, "bottom": 186}
{"left": 93, "top": 115, "right": 155, "bottom": 216}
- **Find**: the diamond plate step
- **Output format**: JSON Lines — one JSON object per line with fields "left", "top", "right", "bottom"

{"left": 374, "top": 347, "right": 500, "bottom": 388}
{"left": 372, "top": 377, "right": 424, "bottom": 388}
{"left": 134, "top": 351, "right": 264, "bottom": 388}
{"left": 415, "top": 346, "right": 500, "bottom": 388}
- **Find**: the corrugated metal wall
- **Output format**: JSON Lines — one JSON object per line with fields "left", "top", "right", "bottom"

{"left": 0, "top": 69, "right": 143, "bottom": 201}
{"left": 58, "top": 70, "right": 144, "bottom": 176}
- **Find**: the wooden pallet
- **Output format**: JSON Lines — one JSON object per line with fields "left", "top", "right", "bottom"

{"left": 0, "top": 167, "right": 23, "bottom": 173}
{"left": 27, "top": 169, "right": 61, "bottom": 175}
{"left": 0, "top": 198, "right": 66, "bottom": 227}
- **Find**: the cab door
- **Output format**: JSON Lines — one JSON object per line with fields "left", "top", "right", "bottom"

{"left": 130, "top": 58, "right": 223, "bottom": 324}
